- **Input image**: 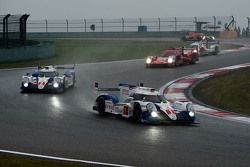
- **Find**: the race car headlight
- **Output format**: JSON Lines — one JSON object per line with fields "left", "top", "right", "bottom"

{"left": 53, "top": 78, "right": 61, "bottom": 88}
{"left": 147, "top": 103, "right": 157, "bottom": 112}
{"left": 187, "top": 103, "right": 195, "bottom": 117}
{"left": 146, "top": 57, "right": 152, "bottom": 64}
{"left": 168, "top": 56, "right": 175, "bottom": 64}
{"left": 193, "top": 49, "right": 198, "bottom": 53}
{"left": 147, "top": 103, "right": 159, "bottom": 117}
{"left": 189, "top": 111, "right": 195, "bottom": 117}
{"left": 23, "top": 82, "right": 29, "bottom": 87}
{"left": 22, "top": 77, "right": 30, "bottom": 83}
{"left": 54, "top": 77, "right": 61, "bottom": 83}
{"left": 53, "top": 82, "right": 59, "bottom": 88}
{"left": 151, "top": 111, "right": 159, "bottom": 118}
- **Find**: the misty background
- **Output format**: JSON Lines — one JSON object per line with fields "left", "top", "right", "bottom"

{"left": 1, "top": 0, "right": 249, "bottom": 28}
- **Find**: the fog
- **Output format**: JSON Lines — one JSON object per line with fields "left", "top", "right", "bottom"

{"left": 1, "top": 0, "right": 249, "bottom": 27}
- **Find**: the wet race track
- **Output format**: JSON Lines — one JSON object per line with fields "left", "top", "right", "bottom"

{"left": 1, "top": 42, "right": 250, "bottom": 167}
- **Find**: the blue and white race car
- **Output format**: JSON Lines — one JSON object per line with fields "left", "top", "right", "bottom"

{"left": 21, "top": 65, "right": 75, "bottom": 93}
{"left": 93, "top": 83, "right": 196, "bottom": 124}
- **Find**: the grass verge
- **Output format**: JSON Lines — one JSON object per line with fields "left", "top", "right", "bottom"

{"left": 192, "top": 67, "right": 250, "bottom": 116}
{"left": 0, "top": 38, "right": 241, "bottom": 69}
{"left": 0, "top": 39, "right": 187, "bottom": 69}
{"left": 0, "top": 153, "right": 97, "bottom": 167}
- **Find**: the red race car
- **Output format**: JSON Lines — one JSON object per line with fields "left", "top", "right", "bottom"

{"left": 182, "top": 32, "right": 205, "bottom": 41}
{"left": 145, "top": 47, "right": 199, "bottom": 68}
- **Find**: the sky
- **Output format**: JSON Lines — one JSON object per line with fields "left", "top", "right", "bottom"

{"left": 1, "top": 0, "right": 249, "bottom": 28}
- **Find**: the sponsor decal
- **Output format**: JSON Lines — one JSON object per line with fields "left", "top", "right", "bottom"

{"left": 38, "top": 77, "right": 49, "bottom": 89}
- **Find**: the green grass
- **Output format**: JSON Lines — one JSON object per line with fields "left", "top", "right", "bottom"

{"left": 0, "top": 153, "right": 96, "bottom": 167}
{"left": 193, "top": 68, "right": 250, "bottom": 115}
{"left": 0, "top": 39, "right": 188, "bottom": 68}
{"left": 0, "top": 38, "right": 242, "bottom": 69}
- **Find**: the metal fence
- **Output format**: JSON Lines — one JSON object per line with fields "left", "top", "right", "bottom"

{"left": 0, "top": 14, "right": 29, "bottom": 47}
{"left": 27, "top": 16, "right": 234, "bottom": 33}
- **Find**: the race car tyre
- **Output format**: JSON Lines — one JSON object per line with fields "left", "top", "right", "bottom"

{"left": 190, "top": 57, "right": 196, "bottom": 64}
{"left": 213, "top": 46, "right": 219, "bottom": 55}
{"left": 132, "top": 103, "right": 142, "bottom": 122}
{"left": 96, "top": 97, "right": 106, "bottom": 116}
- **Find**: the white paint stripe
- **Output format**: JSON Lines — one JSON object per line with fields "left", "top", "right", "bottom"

{"left": 168, "top": 83, "right": 191, "bottom": 89}
{"left": 164, "top": 93, "right": 187, "bottom": 101}
{"left": 0, "top": 149, "right": 135, "bottom": 167}
{"left": 220, "top": 65, "right": 245, "bottom": 70}
{"left": 190, "top": 73, "right": 213, "bottom": 79}
{"left": 230, "top": 117, "right": 250, "bottom": 123}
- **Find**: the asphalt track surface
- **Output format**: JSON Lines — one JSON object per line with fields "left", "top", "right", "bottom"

{"left": 1, "top": 43, "right": 250, "bottom": 167}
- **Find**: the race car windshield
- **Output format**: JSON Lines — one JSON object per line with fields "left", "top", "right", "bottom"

{"left": 39, "top": 72, "right": 58, "bottom": 77}
{"left": 132, "top": 94, "right": 164, "bottom": 103}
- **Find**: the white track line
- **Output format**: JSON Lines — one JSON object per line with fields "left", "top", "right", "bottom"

{"left": 0, "top": 149, "right": 135, "bottom": 167}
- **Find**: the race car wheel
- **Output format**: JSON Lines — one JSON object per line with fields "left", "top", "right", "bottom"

{"left": 213, "top": 47, "right": 219, "bottom": 55}
{"left": 96, "top": 97, "right": 106, "bottom": 116}
{"left": 190, "top": 57, "right": 196, "bottom": 64}
{"left": 132, "top": 103, "right": 142, "bottom": 122}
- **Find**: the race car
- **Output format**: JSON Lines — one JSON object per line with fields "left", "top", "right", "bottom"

{"left": 182, "top": 31, "right": 216, "bottom": 41}
{"left": 93, "top": 83, "right": 196, "bottom": 124}
{"left": 182, "top": 32, "right": 205, "bottom": 41}
{"left": 21, "top": 65, "right": 76, "bottom": 93}
{"left": 145, "top": 47, "right": 199, "bottom": 68}
{"left": 190, "top": 40, "right": 220, "bottom": 56}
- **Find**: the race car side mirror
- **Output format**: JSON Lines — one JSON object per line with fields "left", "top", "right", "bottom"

{"left": 26, "top": 73, "right": 30, "bottom": 76}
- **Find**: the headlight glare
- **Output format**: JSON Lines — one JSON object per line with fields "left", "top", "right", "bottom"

{"left": 187, "top": 103, "right": 195, "bottom": 117}
{"left": 151, "top": 111, "right": 159, "bottom": 118}
{"left": 148, "top": 103, "right": 159, "bottom": 118}
{"left": 53, "top": 82, "right": 59, "bottom": 88}
{"left": 168, "top": 56, "right": 175, "bottom": 64}
{"left": 23, "top": 82, "right": 29, "bottom": 87}
{"left": 189, "top": 111, "right": 195, "bottom": 117}
{"left": 146, "top": 58, "right": 152, "bottom": 64}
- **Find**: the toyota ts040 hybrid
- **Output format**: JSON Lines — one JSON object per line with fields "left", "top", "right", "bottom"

{"left": 93, "top": 83, "right": 196, "bottom": 124}
{"left": 21, "top": 65, "right": 75, "bottom": 93}
{"left": 190, "top": 40, "right": 220, "bottom": 56}
{"left": 145, "top": 47, "right": 199, "bottom": 68}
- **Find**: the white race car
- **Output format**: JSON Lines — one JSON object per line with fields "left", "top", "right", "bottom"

{"left": 93, "top": 83, "right": 196, "bottom": 124}
{"left": 21, "top": 65, "right": 75, "bottom": 93}
{"left": 190, "top": 40, "right": 220, "bottom": 56}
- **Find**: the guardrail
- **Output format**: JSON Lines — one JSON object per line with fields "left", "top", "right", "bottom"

{"left": 27, "top": 16, "right": 233, "bottom": 33}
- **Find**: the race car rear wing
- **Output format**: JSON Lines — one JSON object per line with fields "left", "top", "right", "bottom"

{"left": 37, "top": 64, "right": 75, "bottom": 70}
{"left": 94, "top": 82, "right": 143, "bottom": 100}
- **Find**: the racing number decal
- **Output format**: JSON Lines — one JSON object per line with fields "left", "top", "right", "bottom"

{"left": 105, "top": 101, "right": 114, "bottom": 112}
{"left": 164, "top": 109, "right": 177, "bottom": 120}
